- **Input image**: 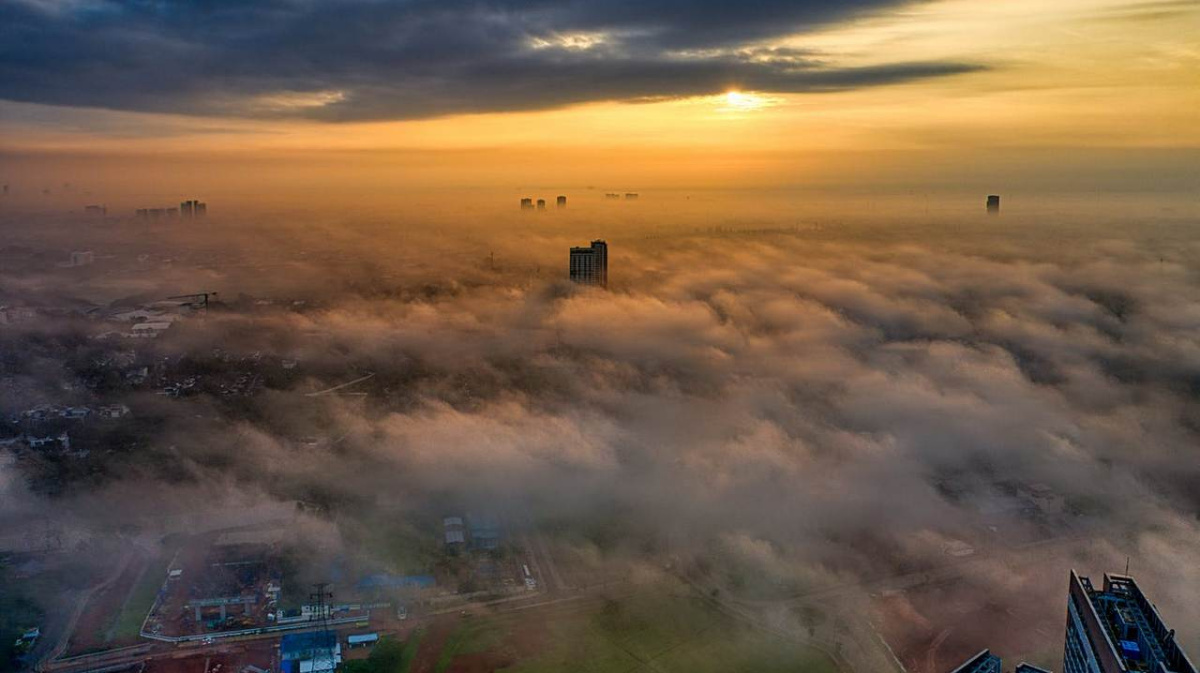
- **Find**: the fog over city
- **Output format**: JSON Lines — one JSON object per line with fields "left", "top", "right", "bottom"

{"left": 1, "top": 189, "right": 1198, "bottom": 672}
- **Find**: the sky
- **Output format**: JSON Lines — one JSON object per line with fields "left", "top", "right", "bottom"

{"left": 1, "top": 0, "right": 1197, "bottom": 196}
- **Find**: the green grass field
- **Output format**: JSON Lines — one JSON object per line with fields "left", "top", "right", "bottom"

{"left": 429, "top": 579, "right": 839, "bottom": 673}
{"left": 435, "top": 620, "right": 509, "bottom": 672}
{"left": 108, "top": 554, "right": 172, "bottom": 643}
{"left": 0, "top": 562, "right": 44, "bottom": 673}
{"left": 344, "top": 632, "right": 424, "bottom": 673}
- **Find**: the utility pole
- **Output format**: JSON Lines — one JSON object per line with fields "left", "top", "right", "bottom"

{"left": 309, "top": 583, "right": 335, "bottom": 673}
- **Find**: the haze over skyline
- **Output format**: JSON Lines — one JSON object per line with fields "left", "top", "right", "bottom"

{"left": 2, "top": 0, "right": 1198, "bottom": 197}
{"left": 2, "top": 3, "right": 1199, "bottom": 673}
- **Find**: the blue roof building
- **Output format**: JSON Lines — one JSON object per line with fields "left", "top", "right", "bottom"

{"left": 280, "top": 631, "right": 341, "bottom": 673}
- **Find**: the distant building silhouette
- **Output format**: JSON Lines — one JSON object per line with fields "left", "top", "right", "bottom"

{"left": 569, "top": 240, "right": 608, "bottom": 288}
{"left": 605, "top": 193, "right": 621, "bottom": 200}
{"left": 987, "top": 195, "right": 1000, "bottom": 214}
{"left": 944, "top": 571, "right": 1196, "bottom": 673}
{"left": 181, "top": 199, "right": 206, "bottom": 217}
{"left": 557, "top": 195, "right": 567, "bottom": 209}
{"left": 84, "top": 205, "right": 106, "bottom": 216}
{"left": 625, "top": 193, "right": 639, "bottom": 200}
{"left": 520, "top": 198, "right": 534, "bottom": 211}
{"left": 137, "top": 201, "right": 204, "bottom": 220}
{"left": 537, "top": 199, "right": 546, "bottom": 210}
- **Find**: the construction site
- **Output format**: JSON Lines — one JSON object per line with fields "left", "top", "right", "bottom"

{"left": 142, "top": 529, "right": 286, "bottom": 639}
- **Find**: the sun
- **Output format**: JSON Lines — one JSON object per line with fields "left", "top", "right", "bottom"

{"left": 721, "top": 90, "right": 767, "bottom": 112}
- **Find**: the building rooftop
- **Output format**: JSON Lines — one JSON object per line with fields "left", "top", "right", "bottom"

{"left": 1073, "top": 571, "right": 1197, "bottom": 673}
{"left": 950, "top": 650, "right": 1003, "bottom": 673}
{"left": 281, "top": 631, "right": 338, "bottom": 659}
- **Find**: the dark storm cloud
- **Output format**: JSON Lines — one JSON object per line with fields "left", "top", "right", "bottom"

{"left": 0, "top": 0, "right": 983, "bottom": 120}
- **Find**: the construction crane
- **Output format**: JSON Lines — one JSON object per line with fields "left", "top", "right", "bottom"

{"left": 167, "top": 292, "right": 218, "bottom": 312}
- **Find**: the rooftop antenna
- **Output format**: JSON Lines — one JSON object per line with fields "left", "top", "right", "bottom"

{"left": 1124, "top": 556, "right": 1130, "bottom": 576}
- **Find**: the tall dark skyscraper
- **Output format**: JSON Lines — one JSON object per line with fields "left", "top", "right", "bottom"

{"left": 557, "top": 195, "right": 567, "bottom": 209}
{"left": 536, "top": 198, "right": 546, "bottom": 210}
{"left": 987, "top": 194, "right": 1001, "bottom": 214}
{"left": 946, "top": 571, "right": 1194, "bottom": 673}
{"left": 569, "top": 240, "right": 607, "bottom": 288}
{"left": 520, "top": 197, "right": 534, "bottom": 211}
{"left": 180, "top": 199, "right": 207, "bottom": 217}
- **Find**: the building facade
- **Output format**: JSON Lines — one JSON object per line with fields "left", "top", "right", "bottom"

{"left": 569, "top": 240, "right": 607, "bottom": 288}
{"left": 1064, "top": 570, "right": 1196, "bottom": 673}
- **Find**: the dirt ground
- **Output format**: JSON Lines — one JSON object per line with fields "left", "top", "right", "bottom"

{"left": 408, "top": 619, "right": 453, "bottom": 673}
{"left": 872, "top": 575, "right": 1062, "bottom": 673}
{"left": 66, "top": 551, "right": 147, "bottom": 656}
{"left": 143, "top": 640, "right": 277, "bottom": 673}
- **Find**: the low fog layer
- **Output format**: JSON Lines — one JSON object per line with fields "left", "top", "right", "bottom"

{"left": 2, "top": 195, "right": 1199, "bottom": 664}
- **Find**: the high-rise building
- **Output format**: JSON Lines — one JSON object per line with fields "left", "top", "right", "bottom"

{"left": 947, "top": 650, "right": 1052, "bottom": 673}
{"left": 537, "top": 198, "right": 546, "bottom": 210}
{"left": 569, "top": 240, "right": 607, "bottom": 288}
{"left": 520, "top": 197, "right": 534, "bottom": 211}
{"left": 1064, "top": 570, "right": 1195, "bottom": 673}
{"left": 84, "top": 205, "right": 106, "bottom": 216}
{"left": 625, "top": 192, "right": 639, "bottom": 200}
{"left": 987, "top": 194, "right": 1001, "bottom": 214}
{"left": 951, "top": 650, "right": 1003, "bottom": 673}
{"left": 181, "top": 199, "right": 207, "bottom": 217}
{"left": 948, "top": 571, "right": 1194, "bottom": 673}
{"left": 557, "top": 195, "right": 567, "bottom": 209}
